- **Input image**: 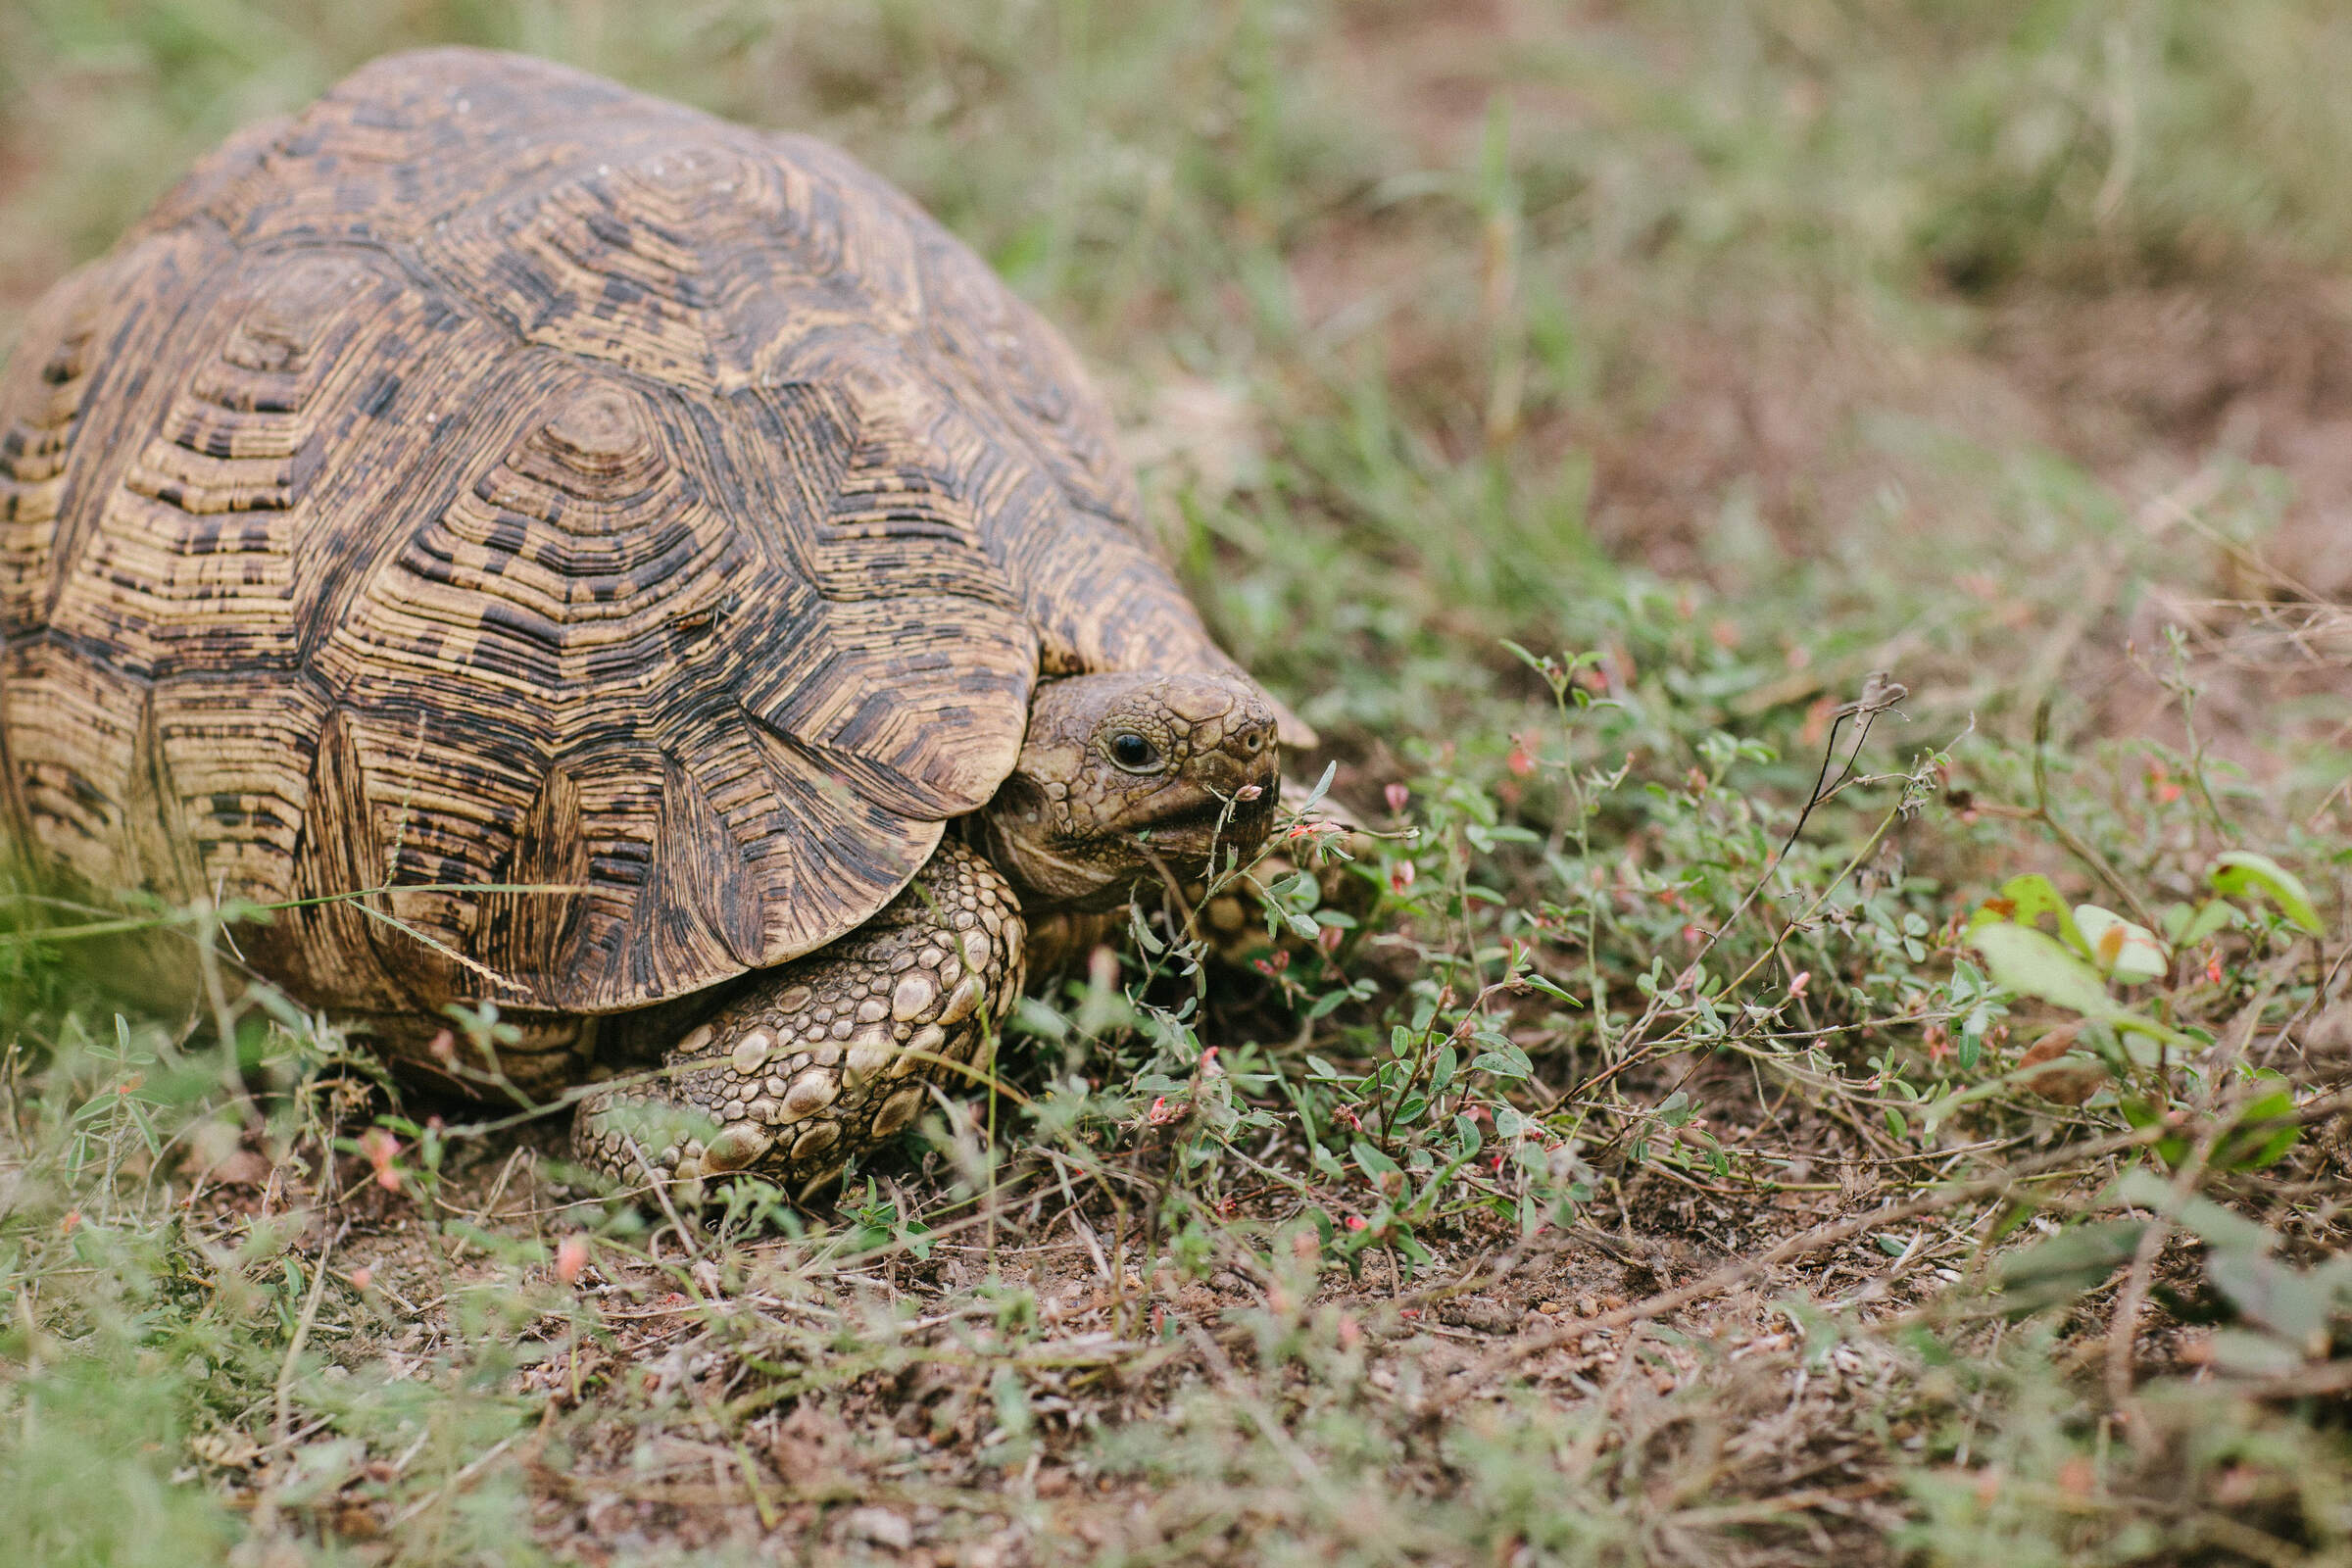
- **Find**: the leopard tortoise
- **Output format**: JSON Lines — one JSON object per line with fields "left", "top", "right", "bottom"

{"left": 0, "top": 49, "right": 1299, "bottom": 1194}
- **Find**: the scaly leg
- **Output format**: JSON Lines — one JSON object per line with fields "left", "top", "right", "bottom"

{"left": 573, "top": 840, "right": 1024, "bottom": 1194}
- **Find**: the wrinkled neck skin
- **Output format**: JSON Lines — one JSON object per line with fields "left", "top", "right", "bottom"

{"left": 977, "top": 670, "right": 1282, "bottom": 912}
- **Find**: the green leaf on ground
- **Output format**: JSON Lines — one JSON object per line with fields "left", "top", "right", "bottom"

{"left": 2072, "top": 904, "right": 2169, "bottom": 982}
{"left": 2208, "top": 851, "right": 2326, "bottom": 935}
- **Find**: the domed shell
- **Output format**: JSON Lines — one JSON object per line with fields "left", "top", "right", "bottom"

{"left": 0, "top": 49, "right": 1239, "bottom": 1014}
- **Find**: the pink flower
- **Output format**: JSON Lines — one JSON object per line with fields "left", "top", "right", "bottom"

{"left": 359, "top": 1127, "right": 403, "bottom": 1194}
{"left": 1385, "top": 783, "right": 1410, "bottom": 813}
{"left": 556, "top": 1235, "right": 590, "bottom": 1286}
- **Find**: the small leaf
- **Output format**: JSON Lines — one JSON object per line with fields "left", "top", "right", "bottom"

{"left": 2208, "top": 1251, "right": 2334, "bottom": 1356}
{"left": 2217, "top": 1078, "right": 2301, "bottom": 1172}
{"left": 2175, "top": 900, "right": 2238, "bottom": 948}
{"left": 2209, "top": 851, "right": 2326, "bottom": 936}
{"left": 1996, "top": 1220, "right": 2145, "bottom": 1313}
{"left": 2073, "top": 905, "right": 2170, "bottom": 982}
{"left": 1498, "top": 639, "right": 1555, "bottom": 680}
{"left": 1352, "top": 1140, "right": 1400, "bottom": 1179}
{"left": 1392, "top": 1227, "right": 1435, "bottom": 1267}
{"left": 2229, "top": 1123, "right": 2301, "bottom": 1173}
{"left": 1518, "top": 971, "right": 1582, "bottom": 1004}
{"left": 2206, "top": 1327, "right": 2307, "bottom": 1377}
{"left": 1967, "top": 924, "right": 2192, "bottom": 1048}
{"left": 1472, "top": 1045, "right": 1534, "bottom": 1081}
{"left": 1966, "top": 923, "right": 2118, "bottom": 1016}
{"left": 1974, "top": 873, "right": 2088, "bottom": 954}
{"left": 1296, "top": 760, "right": 1340, "bottom": 814}
{"left": 2110, "top": 1167, "right": 2273, "bottom": 1257}
{"left": 1267, "top": 870, "right": 1315, "bottom": 905}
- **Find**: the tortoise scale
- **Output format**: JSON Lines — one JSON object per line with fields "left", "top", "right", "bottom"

{"left": 0, "top": 49, "right": 1295, "bottom": 1193}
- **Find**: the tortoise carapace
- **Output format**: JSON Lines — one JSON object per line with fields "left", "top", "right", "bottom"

{"left": 0, "top": 49, "right": 1294, "bottom": 1194}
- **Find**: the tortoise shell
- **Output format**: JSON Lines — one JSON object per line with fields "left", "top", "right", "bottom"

{"left": 0, "top": 49, "right": 1240, "bottom": 1017}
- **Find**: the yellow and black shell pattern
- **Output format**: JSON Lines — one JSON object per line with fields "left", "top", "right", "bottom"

{"left": 0, "top": 49, "right": 1234, "bottom": 1018}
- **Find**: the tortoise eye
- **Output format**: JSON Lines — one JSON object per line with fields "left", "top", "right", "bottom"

{"left": 1107, "top": 731, "right": 1160, "bottom": 771}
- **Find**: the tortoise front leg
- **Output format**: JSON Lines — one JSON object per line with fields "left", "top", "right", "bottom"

{"left": 573, "top": 840, "right": 1024, "bottom": 1196}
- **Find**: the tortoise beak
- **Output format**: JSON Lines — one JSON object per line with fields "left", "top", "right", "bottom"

{"left": 1192, "top": 712, "right": 1277, "bottom": 799}
{"left": 1137, "top": 706, "right": 1280, "bottom": 858}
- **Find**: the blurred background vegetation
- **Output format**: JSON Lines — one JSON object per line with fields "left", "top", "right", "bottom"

{"left": 10, "top": 0, "right": 2352, "bottom": 741}
{"left": 4, "top": 1, "right": 2351, "bottom": 1564}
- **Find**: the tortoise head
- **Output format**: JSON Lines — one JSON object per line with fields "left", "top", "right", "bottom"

{"left": 978, "top": 671, "right": 1281, "bottom": 909}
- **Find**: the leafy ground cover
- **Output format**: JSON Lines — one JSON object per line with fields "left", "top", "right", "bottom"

{"left": 3, "top": 1, "right": 2350, "bottom": 1563}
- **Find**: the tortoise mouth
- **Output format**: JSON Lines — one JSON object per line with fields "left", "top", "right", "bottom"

{"left": 1128, "top": 783, "right": 1277, "bottom": 864}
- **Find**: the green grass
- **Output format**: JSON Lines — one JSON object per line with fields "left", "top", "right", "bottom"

{"left": 4, "top": 1, "right": 2352, "bottom": 1563}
